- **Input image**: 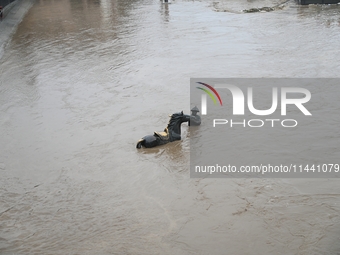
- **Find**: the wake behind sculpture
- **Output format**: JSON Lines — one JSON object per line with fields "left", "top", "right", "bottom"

{"left": 136, "top": 107, "right": 201, "bottom": 149}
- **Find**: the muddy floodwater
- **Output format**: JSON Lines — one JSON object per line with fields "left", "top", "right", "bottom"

{"left": 1, "top": 0, "right": 340, "bottom": 254}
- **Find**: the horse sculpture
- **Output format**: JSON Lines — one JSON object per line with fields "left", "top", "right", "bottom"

{"left": 136, "top": 111, "right": 190, "bottom": 149}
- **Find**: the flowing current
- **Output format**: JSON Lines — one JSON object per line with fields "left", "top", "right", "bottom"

{"left": 1, "top": 0, "right": 340, "bottom": 254}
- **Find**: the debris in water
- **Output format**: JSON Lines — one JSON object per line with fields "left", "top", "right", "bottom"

{"left": 243, "top": 7, "right": 275, "bottom": 13}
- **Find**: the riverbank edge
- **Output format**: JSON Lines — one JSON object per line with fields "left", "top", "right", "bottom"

{"left": 2, "top": 0, "right": 19, "bottom": 18}
{"left": 0, "top": 0, "right": 35, "bottom": 59}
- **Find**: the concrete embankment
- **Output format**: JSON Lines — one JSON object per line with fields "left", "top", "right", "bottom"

{"left": 0, "top": 0, "right": 35, "bottom": 59}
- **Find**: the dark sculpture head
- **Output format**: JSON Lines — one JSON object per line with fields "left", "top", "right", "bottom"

{"left": 167, "top": 111, "right": 190, "bottom": 135}
{"left": 168, "top": 111, "right": 190, "bottom": 126}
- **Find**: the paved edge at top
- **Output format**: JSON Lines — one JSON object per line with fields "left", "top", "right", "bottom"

{"left": 0, "top": 0, "right": 36, "bottom": 60}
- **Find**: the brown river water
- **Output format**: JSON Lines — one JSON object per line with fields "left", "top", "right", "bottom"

{"left": 1, "top": 0, "right": 340, "bottom": 254}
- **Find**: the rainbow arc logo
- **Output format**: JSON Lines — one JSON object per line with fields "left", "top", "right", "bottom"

{"left": 196, "top": 82, "right": 223, "bottom": 115}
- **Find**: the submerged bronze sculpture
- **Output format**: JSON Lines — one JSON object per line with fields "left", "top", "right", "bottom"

{"left": 189, "top": 106, "right": 201, "bottom": 126}
{"left": 136, "top": 107, "right": 201, "bottom": 149}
